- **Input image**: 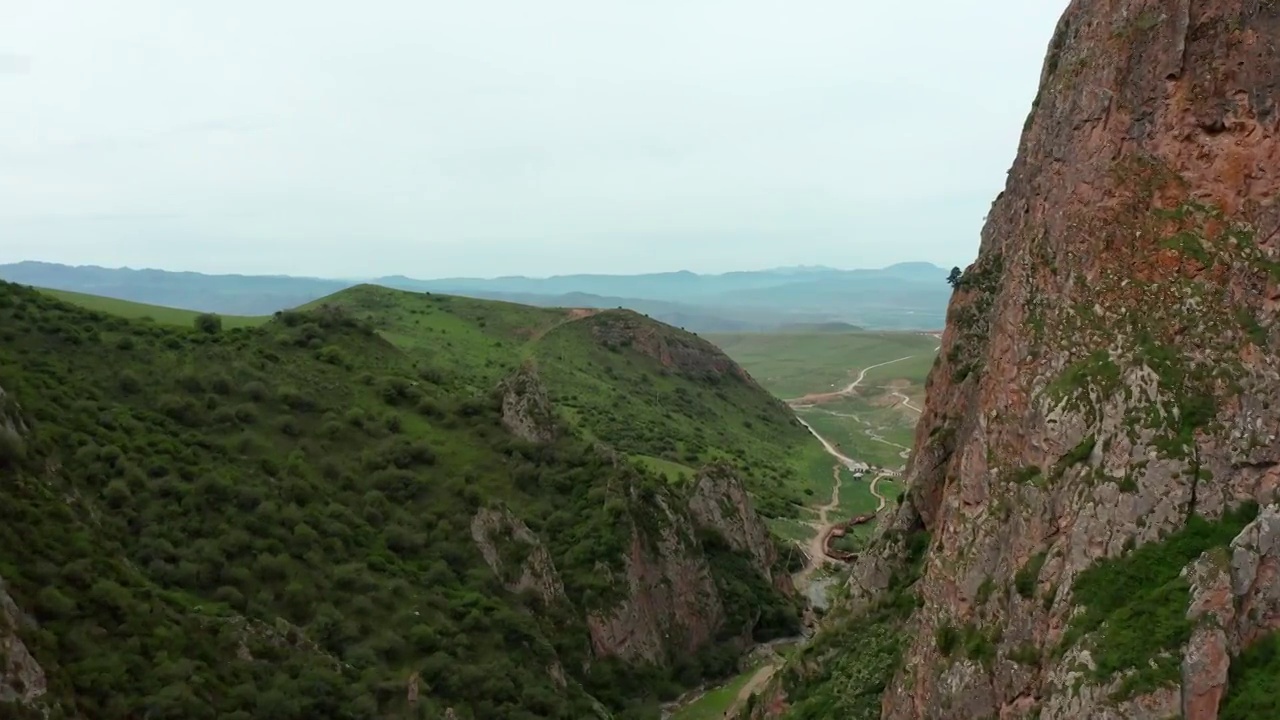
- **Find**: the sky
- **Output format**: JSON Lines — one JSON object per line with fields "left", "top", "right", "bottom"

{"left": 0, "top": 0, "right": 1068, "bottom": 279}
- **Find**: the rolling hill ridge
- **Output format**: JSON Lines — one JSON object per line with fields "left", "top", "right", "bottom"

{"left": 0, "top": 281, "right": 821, "bottom": 719}
{"left": 0, "top": 260, "right": 953, "bottom": 333}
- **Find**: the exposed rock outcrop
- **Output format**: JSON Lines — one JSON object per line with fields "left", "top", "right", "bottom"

{"left": 586, "top": 487, "right": 726, "bottom": 663}
{"left": 587, "top": 463, "right": 803, "bottom": 664}
{"left": 0, "top": 575, "right": 47, "bottom": 707}
{"left": 469, "top": 507, "right": 567, "bottom": 606}
{"left": 496, "top": 361, "right": 558, "bottom": 444}
{"left": 0, "top": 392, "right": 41, "bottom": 709}
{"left": 689, "top": 463, "right": 796, "bottom": 596}
{"left": 587, "top": 312, "right": 758, "bottom": 385}
{"left": 469, "top": 464, "right": 793, "bottom": 670}
{"left": 1180, "top": 505, "right": 1280, "bottom": 719}
{"left": 787, "top": 2, "right": 1280, "bottom": 718}
{"left": 0, "top": 384, "right": 27, "bottom": 468}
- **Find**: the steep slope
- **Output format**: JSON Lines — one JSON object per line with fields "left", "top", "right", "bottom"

{"left": 316, "top": 285, "right": 823, "bottom": 519}
{"left": 767, "top": 2, "right": 1280, "bottom": 719}
{"left": 0, "top": 282, "right": 801, "bottom": 719}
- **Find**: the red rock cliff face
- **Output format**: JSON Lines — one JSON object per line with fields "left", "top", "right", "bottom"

{"left": 866, "top": 1, "right": 1280, "bottom": 718}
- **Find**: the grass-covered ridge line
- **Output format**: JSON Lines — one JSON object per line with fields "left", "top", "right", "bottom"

{"left": 0, "top": 281, "right": 804, "bottom": 719}
{"left": 39, "top": 287, "right": 268, "bottom": 329}
{"left": 318, "top": 285, "right": 824, "bottom": 519}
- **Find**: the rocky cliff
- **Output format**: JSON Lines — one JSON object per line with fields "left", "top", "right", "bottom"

{"left": 770, "top": 2, "right": 1280, "bottom": 719}
{"left": 585, "top": 481, "right": 728, "bottom": 664}
{"left": 585, "top": 463, "right": 801, "bottom": 664}
{"left": 689, "top": 463, "right": 797, "bottom": 597}
{"left": 0, "top": 389, "right": 50, "bottom": 717}
{"left": 472, "top": 461, "right": 801, "bottom": 669}
{"left": 0, "top": 575, "right": 47, "bottom": 711}
{"left": 497, "top": 360, "right": 560, "bottom": 444}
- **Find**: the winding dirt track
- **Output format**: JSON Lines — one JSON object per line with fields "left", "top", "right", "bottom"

{"left": 717, "top": 357, "right": 925, "bottom": 719}
{"left": 724, "top": 419, "right": 894, "bottom": 718}
{"left": 729, "top": 664, "right": 778, "bottom": 717}
{"left": 791, "top": 458, "right": 844, "bottom": 588}
{"left": 786, "top": 355, "right": 917, "bottom": 406}
{"left": 890, "top": 390, "right": 923, "bottom": 414}
{"left": 869, "top": 474, "right": 888, "bottom": 512}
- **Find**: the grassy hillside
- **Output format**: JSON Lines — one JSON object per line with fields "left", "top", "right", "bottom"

{"left": 0, "top": 282, "right": 805, "bottom": 719}
{"left": 313, "top": 286, "right": 826, "bottom": 518}
{"left": 39, "top": 288, "right": 267, "bottom": 329}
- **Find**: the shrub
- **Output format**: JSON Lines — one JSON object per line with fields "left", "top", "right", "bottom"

{"left": 194, "top": 313, "right": 223, "bottom": 334}
{"left": 1055, "top": 435, "right": 1096, "bottom": 475}
{"left": 158, "top": 395, "right": 201, "bottom": 426}
{"left": 243, "top": 381, "right": 269, "bottom": 402}
{"left": 233, "top": 404, "right": 259, "bottom": 424}
{"left": 279, "top": 388, "right": 316, "bottom": 412}
{"left": 976, "top": 577, "right": 995, "bottom": 604}
{"left": 209, "top": 374, "right": 234, "bottom": 396}
{"left": 1015, "top": 552, "right": 1048, "bottom": 599}
{"left": 316, "top": 346, "right": 347, "bottom": 367}
{"left": 1221, "top": 631, "right": 1280, "bottom": 720}
{"left": 276, "top": 417, "right": 300, "bottom": 437}
{"left": 1007, "top": 465, "right": 1043, "bottom": 484}
{"left": 119, "top": 371, "right": 143, "bottom": 395}
{"left": 936, "top": 624, "right": 959, "bottom": 656}
{"left": 1010, "top": 643, "right": 1040, "bottom": 666}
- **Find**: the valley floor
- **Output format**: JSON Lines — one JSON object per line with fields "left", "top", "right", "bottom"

{"left": 669, "top": 344, "right": 934, "bottom": 719}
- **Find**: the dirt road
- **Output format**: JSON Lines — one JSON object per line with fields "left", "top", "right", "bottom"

{"left": 680, "top": 360, "right": 917, "bottom": 719}
{"left": 786, "top": 355, "right": 917, "bottom": 406}
{"left": 792, "top": 459, "right": 844, "bottom": 589}
{"left": 795, "top": 416, "right": 863, "bottom": 470}
{"left": 722, "top": 418, "right": 886, "bottom": 718}
{"left": 869, "top": 474, "right": 888, "bottom": 512}
{"left": 891, "top": 390, "right": 923, "bottom": 414}
{"left": 726, "top": 664, "right": 777, "bottom": 717}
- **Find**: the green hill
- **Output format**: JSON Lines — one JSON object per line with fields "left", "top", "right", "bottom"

{"left": 38, "top": 287, "right": 267, "bottom": 329}
{"left": 314, "top": 285, "right": 825, "bottom": 518}
{"left": 0, "top": 282, "right": 816, "bottom": 719}
{"left": 2, "top": 260, "right": 953, "bottom": 332}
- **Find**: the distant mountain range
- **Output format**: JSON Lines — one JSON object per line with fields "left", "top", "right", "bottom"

{"left": 0, "top": 260, "right": 952, "bottom": 332}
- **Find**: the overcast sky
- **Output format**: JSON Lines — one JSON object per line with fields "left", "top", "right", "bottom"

{"left": 1, "top": 1, "right": 1067, "bottom": 279}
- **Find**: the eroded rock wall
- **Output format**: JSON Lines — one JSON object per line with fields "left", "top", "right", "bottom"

{"left": 0, "top": 575, "right": 47, "bottom": 708}
{"left": 689, "top": 463, "right": 796, "bottom": 596}
{"left": 855, "top": 1, "right": 1280, "bottom": 718}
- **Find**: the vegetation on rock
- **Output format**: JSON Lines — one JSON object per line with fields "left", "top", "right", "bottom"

{"left": 0, "top": 281, "right": 804, "bottom": 719}
{"left": 1058, "top": 503, "right": 1259, "bottom": 700}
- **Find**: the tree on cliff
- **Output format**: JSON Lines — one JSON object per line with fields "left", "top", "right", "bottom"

{"left": 946, "top": 267, "right": 962, "bottom": 288}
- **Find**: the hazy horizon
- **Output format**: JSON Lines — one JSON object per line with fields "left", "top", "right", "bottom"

{"left": 2, "top": 1, "right": 1068, "bottom": 278}
{"left": 4, "top": 257, "right": 948, "bottom": 282}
